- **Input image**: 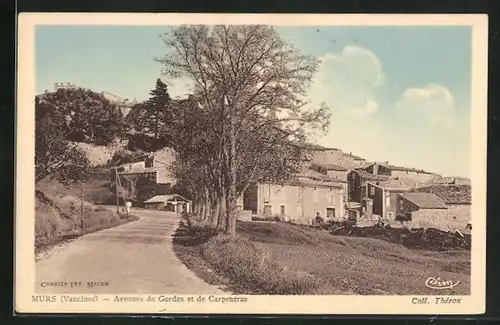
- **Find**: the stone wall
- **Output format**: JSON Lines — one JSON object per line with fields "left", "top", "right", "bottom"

{"left": 410, "top": 204, "right": 470, "bottom": 231}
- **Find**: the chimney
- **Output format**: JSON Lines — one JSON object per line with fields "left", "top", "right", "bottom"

{"left": 373, "top": 162, "right": 379, "bottom": 175}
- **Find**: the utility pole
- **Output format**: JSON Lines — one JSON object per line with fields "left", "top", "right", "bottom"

{"left": 115, "top": 167, "right": 119, "bottom": 214}
{"left": 80, "top": 182, "right": 84, "bottom": 231}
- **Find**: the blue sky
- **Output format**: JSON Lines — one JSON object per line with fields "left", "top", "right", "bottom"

{"left": 36, "top": 25, "right": 472, "bottom": 177}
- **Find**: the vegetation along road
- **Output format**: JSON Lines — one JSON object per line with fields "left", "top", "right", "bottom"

{"left": 36, "top": 208, "right": 225, "bottom": 294}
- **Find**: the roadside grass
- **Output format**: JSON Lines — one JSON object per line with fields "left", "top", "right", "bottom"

{"left": 173, "top": 217, "right": 470, "bottom": 295}
{"left": 36, "top": 167, "right": 115, "bottom": 205}
{"left": 35, "top": 168, "right": 138, "bottom": 255}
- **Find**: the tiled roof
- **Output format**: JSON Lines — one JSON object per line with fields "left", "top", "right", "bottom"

{"left": 144, "top": 194, "right": 189, "bottom": 203}
{"left": 298, "top": 165, "right": 347, "bottom": 183}
{"left": 424, "top": 176, "right": 471, "bottom": 186}
{"left": 373, "top": 178, "right": 418, "bottom": 191}
{"left": 373, "top": 162, "right": 434, "bottom": 174}
{"left": 414, "top": 184, "right": 471, "bottom": 205}
{"left": 119, "top": 167, "right": 159, "bottom": 175}
{"left": 399, "top": 192, "right": 448, "bottom": 209}
{"left": 352, "top": 169, "right": 390, "bottom": 181}
{"left": 342, "top": 153, "right": 366, "bottom": 161}
{"left": 295, "top": 177, "right": 343, "bottom": 188}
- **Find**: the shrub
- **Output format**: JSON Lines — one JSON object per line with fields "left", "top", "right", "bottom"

{"left": 109, "top": 149, "right": 146, "bottom": 166}
{"left": 201, "top": 234, "right": 320, "bottom": 294}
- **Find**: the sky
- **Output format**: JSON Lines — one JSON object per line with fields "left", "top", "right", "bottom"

{"left": 36, "top": 25, "right": 472, "bottom": 177}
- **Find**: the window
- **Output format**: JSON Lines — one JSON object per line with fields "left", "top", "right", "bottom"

{"left": 326, "top": 207, "right": 336, "bottom": 218}
{"left": 370, "top": 186, "right": 375, "bottom": 196}
{"left": 387, "top": 212, "right": 394, "bottom": 220}
{"left": 280, "top": 205, "right": 286, "bottom": 217}
{"left": 386, "top": 196, "right": 391, "bottom": 207}
{"left": 263, "top": 204, "right": 272, "bottom": 216}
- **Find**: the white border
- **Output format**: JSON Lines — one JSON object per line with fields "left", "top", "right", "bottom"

{"left": 15, "top": 13, "right": 488, "bottom": 315}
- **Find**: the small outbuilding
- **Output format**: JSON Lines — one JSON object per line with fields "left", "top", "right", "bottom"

{"left": 144, "top": 194, "right": 191, "bottom": 213}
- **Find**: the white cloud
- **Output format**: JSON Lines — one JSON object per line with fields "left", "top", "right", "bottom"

{"left": 165, "top": 77, "right": 195, "bottom": 99}
{"left": 395, "top": 83, "right": 456, "bottom": 128}
{"left": 308, "top": 46, "right": 385, "bottom": 117}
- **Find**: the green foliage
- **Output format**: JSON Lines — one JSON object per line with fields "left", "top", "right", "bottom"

{"left": 35, "top": 97, "right": 93, "bottom": 185}
{"left": 125, "top": 79, "right": 172, "bottom": 142}
{"left": 109, "top": 149, "right": 146, "bottom": 166}
{"left": 37, "top": 88, "right": 124, "bottom": 145}
{"left": 126, "top": 133, "right": 164, "bottom": 152}
{"left": 159, "top": 25, "right": 331, "bottom": 234}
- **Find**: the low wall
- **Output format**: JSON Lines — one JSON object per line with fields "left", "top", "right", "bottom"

{"left": 238, "top": 210, "right": 252, "bottom": 221}
{"left": 411, "top": 205, "right": 470, "bottom": 231}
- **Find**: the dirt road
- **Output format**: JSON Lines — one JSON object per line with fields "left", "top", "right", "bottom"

{"left": 36, "top": 209, "right": 225, "bottom": 294}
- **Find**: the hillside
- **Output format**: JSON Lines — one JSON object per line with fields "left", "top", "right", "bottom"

{"left": 74, "top": 140, "right": 129, "bottom": 166}
{"left": 35, "top": 168, "right": 136, "bottom": 254}
{"left": 174, "top": 217, "right": 470, "bottom": 295}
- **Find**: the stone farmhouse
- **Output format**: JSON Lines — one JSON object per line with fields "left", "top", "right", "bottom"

{"left": 243, "top": 176, "right": 346, "bottom": 224}
{"left": 113, "top": 148, "right": 176, "bottom": 204}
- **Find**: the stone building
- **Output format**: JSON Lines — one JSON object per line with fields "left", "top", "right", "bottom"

{"left": 365, "top": 180, "right": 417, "bottom": 221}
{"left": 114, "top": 150, "right": 176, "bottom": 204}
{"left": 348, "top": 169, "right": 390, "bottom": 203}
{"left": 364, "top": 162, "right": 438, "bottom": 184}
{"left": 243, "top": 177, "right": 346, "bottom": 225}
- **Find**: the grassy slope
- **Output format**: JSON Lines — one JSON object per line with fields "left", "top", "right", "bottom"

{"left": 35, "top": 168, "right": 136, "bottom": 253}
{"left": 174, "top": 219, "right": 470, "bottom": 295}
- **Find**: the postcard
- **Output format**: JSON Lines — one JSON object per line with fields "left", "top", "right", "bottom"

{"left": 15, "top": 13, "right": 487, "bottom": 315}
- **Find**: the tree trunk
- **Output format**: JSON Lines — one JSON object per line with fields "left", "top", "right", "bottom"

{"left": 225, "top": 189, "right": 237, "bottom": 235}
{"left": 224, "top": 101, "right": 237, "bottom": 236}
{"left": 209, "top": 195, "right": 220, "bottom": 228}
{"left": 196, "top": 199, "right": 202, "bottom": 216}
{"left": 202, "top": 199, "right": 209, "bottom": 220}
{"left": 217, "top": 190, "right": 227, "bottom": 231}
{"left": 199, "top": 201, "right": 204, "bottom": 218}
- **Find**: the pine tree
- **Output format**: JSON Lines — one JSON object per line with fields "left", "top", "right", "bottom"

{"left": 145, "top": 78, "right": 171, "bottom": 140}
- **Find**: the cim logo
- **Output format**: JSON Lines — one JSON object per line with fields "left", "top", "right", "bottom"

{"left": 425, "top": 277, "right": 460, "bottom": 290}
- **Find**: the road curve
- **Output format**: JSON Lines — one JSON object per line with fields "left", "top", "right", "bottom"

{"left": 35, "top": 209, "right": 225, "bottom": 294}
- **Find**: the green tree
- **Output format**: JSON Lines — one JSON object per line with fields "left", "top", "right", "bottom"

{"left": 128, "top": 79, "right": 172, "bottom": 142}
{"left": 35, "top": 96, "right": 93, "bottom": 185}
{"left": 38, "top": 88, "right": 124, "bottom": 145}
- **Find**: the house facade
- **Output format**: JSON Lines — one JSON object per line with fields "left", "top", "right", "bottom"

{"left": 348, "top": 169, "right": 389, "bottom": 203}
{"left": 114, "top": 152, "right": 176, "bottom": 204}
{"left": 243, "top": 177, "right": 345, "bottom": 225}
{"left": 322, "top": 164, "right": 349, "bottom": 181}
{"left": 412, "top": 184, "right": 471, "bottom": 230}
{"left": 365, "top": 180, "right": 417, "bottom": 220}
{"left": 144, "top": 194, "right": 191, "bottom": 213}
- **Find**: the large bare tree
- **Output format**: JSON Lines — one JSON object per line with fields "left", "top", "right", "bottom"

{"left": 160, "top": 25, "right": 329, "bottom": 235}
